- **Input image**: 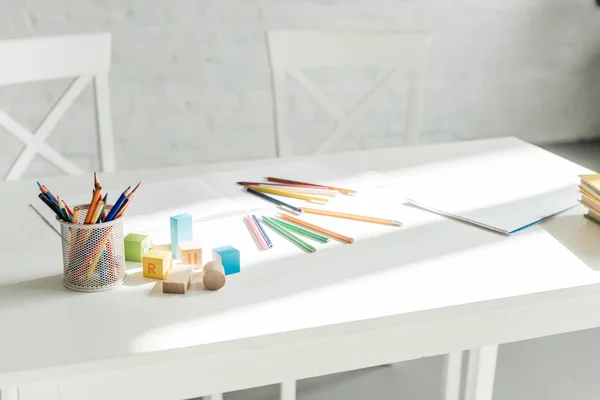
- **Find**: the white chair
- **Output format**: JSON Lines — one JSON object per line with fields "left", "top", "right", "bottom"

{"left": 0, "top": 32, "right": 116, "bottom": 181}
{"left": 267, "top": 31, "right": 430, "bottom": 157}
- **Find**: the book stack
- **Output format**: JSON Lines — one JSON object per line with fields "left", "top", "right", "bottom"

{"left": 578, "top": 174, "right": 600, "bottom": 225}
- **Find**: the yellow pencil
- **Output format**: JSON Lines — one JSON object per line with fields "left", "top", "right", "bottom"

{"left": 72, "top": 207, "right": 80, "bottom": 224}
{"left": 86, "top": 231, "right": 112, "bottom": 277}
{"left": 248, "top": 185, "right": 328, "bottom": 204}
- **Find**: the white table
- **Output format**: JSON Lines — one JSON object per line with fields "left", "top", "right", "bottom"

{"left": 2, "top": 137, "right": 600, "bottom": 400}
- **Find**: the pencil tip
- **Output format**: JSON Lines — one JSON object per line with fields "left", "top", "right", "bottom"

{"left": 36, "top": 181, "right": 41, "bottom": 187}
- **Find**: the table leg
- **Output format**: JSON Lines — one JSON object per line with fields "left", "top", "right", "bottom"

{"left": 1, "top": 387, "right": 19, "bottom": 400}
{"left": 207, "top": 394, "right": 223, "bottom": 400}
{"left": 442, "top": 351, "right": 464, "bottom": 400}
{"left": 464, "top": 345, "right": 498, "bottom": 400}
{"left": 280, "top": 380, "right": 296, "bottom": 400}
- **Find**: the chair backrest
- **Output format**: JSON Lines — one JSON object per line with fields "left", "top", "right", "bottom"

{"left": 267, "top": 31, "right": 431, "bottom": 157}
{"left": 0, "top": 32, "right": 116, "bottom": 180}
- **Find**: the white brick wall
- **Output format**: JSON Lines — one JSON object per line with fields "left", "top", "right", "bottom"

{"left": 1, "top": 0, "right": 599, "bottom": 177}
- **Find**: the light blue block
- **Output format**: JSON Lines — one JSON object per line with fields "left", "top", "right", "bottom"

{"left": 212, "top": 245, "right": 240, "bottom": 275}
{"left": 170, "top": 213, "right": 193, "bottom": 258}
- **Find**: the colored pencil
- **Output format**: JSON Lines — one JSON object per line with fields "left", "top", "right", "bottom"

{"left": 38, "top": 193, "right": 64, "bottom": 220}
{"left": 280, "top": 214, "right": 354, "bottom": 244}
{"left": 58, "top": 199, "right": 72, "bottom": 222}
{"left": 90, "top": 200, "right": 105, "bottom": 225}
{"left": 84, "top": 189, "right": 103, "bottom": 224}
{"left": 94, "top": 172, "right": 101, "bottom": 190}
{"left": 264, "top": 177, "right": 356, "bottom": 195}
{"left": 115, "top": 181, "right": 141, "bottom": 218}
{"left": 38, "top": 182, "right": 59, "bottom": 204}
{"left": 245, "top": 215, "right": 270, "bottom": 250}
{"left": 244, "top": 187, "right": 303, "bottom": 214}
{"left": 271, "top": 218, "right": 329, "bottom": 243}
{"left": 248, "top": 185, "right": 328, "bottom": 204}
{"left": 72, "top": 207, "right": 80, "bottom": 224}
{"left": 264, "top": 186, "right": 337, "bottom": 197}
{"left": 96, "top": 194, "right": 108, "bottom": 223}
{"left": 252, "top": 214, "right": 272, "bottom": 247}
{"left": 74, "top": 225, "right": 114, "bottom": 278}
{"left": 62, "top": 199, "right": 74, "bottom": 217}
{"left": 237, "top": 181, "right": 329, "bottom": 189}
{"left": 301, "top": 207, "right": 403, "bottom": 226}
{"left": 262, "top": 217, "right": 315, "bottom": 253}
{"left": 86, "top": 230, "right": 113, "bottom": 277}
{"left": 105, "top": 186, "right": 131, "bottom": 221}
{"left": 238, "top": 182, "right": 337, "bottom": 196}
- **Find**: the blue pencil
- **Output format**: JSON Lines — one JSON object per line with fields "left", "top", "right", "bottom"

{"left": 104, "top": 186, "right": 131, "bottom": 221}
{"left": 252, "top": 214, "right": 272, "bottom": 248}
{"left": 245, "top": 187, "right": 303, "bottom": 214}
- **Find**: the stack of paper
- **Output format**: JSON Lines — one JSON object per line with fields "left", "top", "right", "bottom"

{"left": 578, "top": 174, "right": 600, "bottom": 225}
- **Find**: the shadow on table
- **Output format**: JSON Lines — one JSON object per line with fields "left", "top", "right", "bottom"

{"left": 544, "top": 213, "right": 600, "bottom": 272}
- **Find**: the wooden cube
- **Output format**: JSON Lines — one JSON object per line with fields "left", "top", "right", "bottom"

{"left": 212, "top": 245, "right": 240, "bottom": 275}
{"left": 178, "top": 241, "right": 202, "bottom": 268}
{"left": 124, "top": 233, "right": 150, "bottom": 262}
{"left": 202, "top": 261, "right": 226, "bottom": 291}
{"left": 143, "top": 248, "right": 172, "bottom": 280}
{"left": 170, "top": 213, "right": 192, "bottom": 259}
{"left": 163, "top": 264, "right": 194, "bottom": 294}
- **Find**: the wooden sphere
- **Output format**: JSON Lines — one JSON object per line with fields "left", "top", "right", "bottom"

{"left": 202, "top": 261, "right": 226, "bottom": 291}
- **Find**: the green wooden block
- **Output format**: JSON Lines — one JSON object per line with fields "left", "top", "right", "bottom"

{"left": 124, "top": 233, "right": 150, "bottom": 262}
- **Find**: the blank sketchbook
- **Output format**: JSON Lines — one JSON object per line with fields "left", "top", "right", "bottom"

{"left": 401, "top": 145, "right": 584, "bottom": 235}
{"left": 407, "top": 186, "right": 577, "bottom": 235}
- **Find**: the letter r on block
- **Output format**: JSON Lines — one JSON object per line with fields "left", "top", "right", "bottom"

{"left": 148, "top": 263, "right": 156, "bottom": 275}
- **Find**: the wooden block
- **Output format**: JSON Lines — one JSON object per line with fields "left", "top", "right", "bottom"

{"left": 178, "top": 240, "right": 202, "bottom": 268}
{"left": 212, "top": 245, "right": 240, "bottom": 275}
{"left": 142, "top": 248, "right": 172, "bottom": 280}
{"left": 124, "top": 233, "right": 150, "bottom": 262}
{"left": 170, "top": 213, "right": 193, "bottom": 259}
{"left": 163, "top": 264, "right": 194, "bottom": 294}
{"left": 202, "top": 261, "right": 226, "bottom": 291}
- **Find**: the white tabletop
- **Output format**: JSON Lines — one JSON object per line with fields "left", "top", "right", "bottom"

{"left": 2, "top": 137, "right": 600, "bottom": 389}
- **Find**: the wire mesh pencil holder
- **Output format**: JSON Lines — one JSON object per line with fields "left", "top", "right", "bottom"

{"left": 58, "top": 205, "right": 127, "bottom": 292}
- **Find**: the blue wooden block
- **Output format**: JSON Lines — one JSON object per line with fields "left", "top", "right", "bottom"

{"left": 212, "top": 245, "right": 240, "bottom": 275}
{"left": 170, "top": 213, "right": 193, "bottom": 259}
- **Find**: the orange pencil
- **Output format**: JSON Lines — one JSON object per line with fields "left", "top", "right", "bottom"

{"left": 301, "top": 208, "right": 402, "bottom": 226}
{"left": 116, "top": 181, "right": 141, "bottom": 218}
{"left": 90, "top": 200, "right": 104, "bottom": 225}
{"left": 94, "top": 172, "right": 101, "bottom": 190}
{"left": 265, "top": 177, "right": 356, "bottom": 195}
{"left": 281, "top": 214, "right": 354, "bottom": 244}
{"left": 84, "top": 188, "right": 102, "bottom": 224}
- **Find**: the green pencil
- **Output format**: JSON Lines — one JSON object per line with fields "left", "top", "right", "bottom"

{"left": 262, "top": 217, "right": 316, "bottom": 253}
{"left": 271, "top": 217, "right": 329, "bottom": 243}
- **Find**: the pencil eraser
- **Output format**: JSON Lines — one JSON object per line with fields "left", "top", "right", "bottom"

{"left": 163, "top": 264, "right": 194, "bottom": 294}
{"left": 178, "top": 240, "right": 203, "bottom": 269}
{"left": 170, "top": 213, "right": 193, "bottom": 259}
{"left": 124, "top": 233, "right": 150, "bottom": 262}
{"left": 212, "top": 245, "right": 240, "bottom": 275}
{"left": 143, "top": 248, "right": 172, "bottom": 280}
{"left": 202, "top": 261, "right": 226, "bottom": 291}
